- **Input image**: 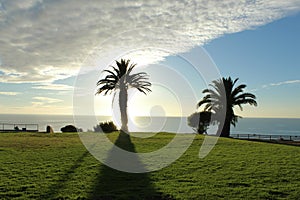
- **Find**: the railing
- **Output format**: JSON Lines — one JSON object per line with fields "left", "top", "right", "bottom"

{"left": 231, "top": 134, "right": 300, "bottom": 141}
{"left": 0, "top": 123, "right": 39, "bottom": 132}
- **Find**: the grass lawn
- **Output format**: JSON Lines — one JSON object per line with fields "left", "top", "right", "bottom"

{"left": 1, "top": 132, "right": 300, "bottom": 199}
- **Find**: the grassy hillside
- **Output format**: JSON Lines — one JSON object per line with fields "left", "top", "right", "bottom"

{"left": 1, "top": 132, "right": 300, "bottom": 199}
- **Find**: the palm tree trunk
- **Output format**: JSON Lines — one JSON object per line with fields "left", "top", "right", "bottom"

{"left": 119, "top": 85, "right": 128, "bottom": 132}
{"left": 218, "top": 110, "right": 231, "bottom": 137}
{"left": 220, "top": 118, "right": 231, "bottom": 137}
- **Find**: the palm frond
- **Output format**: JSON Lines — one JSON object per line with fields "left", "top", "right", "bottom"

{"left": 233, "top": 78, "right": 239, "bottom": 86}
{"left": 231, "top": 115, "right": 241, "bottom": 127}
{"left": 127, "top": 63, "right": 137, "bottom": 74}
{"left": 197, "top": 95, "right": 211, "bottom": 108}
{"left": 234, "top": 98, "right": 258, "bottom": 107}
{"left": 210, "top": 80, "right": 224, "bottom": 96}
{"left": 234, "top": 92, "right": 256, "bottom": 101}
{"left": 95, "top": 84, "right": 115, "bottom": 95}
{"left": 197, "top": 77, "right": 257, "bottom": 133}
{"left": 111, "top": 66, "right": 121, "bottom": 78}
{"left": 96, "top": 58, "right": 151, "bottom": 96}
{"left": 231, "top": 84, "right": 246, "bottom": 97}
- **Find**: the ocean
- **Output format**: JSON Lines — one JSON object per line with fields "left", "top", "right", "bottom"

{"left": 0, "top": 114, "right": 300, "bottom": 136}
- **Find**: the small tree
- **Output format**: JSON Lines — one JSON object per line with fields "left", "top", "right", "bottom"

{"left": 187, "top": 111, "right": 213, "bottom": 134}
{"left": 94, "top": 121, "right": 118, "bottom": 133}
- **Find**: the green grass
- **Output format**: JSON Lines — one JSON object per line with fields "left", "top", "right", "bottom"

{"left": 1, "top": 132, "right": 300, "bottom": 199}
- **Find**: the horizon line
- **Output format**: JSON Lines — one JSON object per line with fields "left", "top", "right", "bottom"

{"left": 0, "top": 113, "right": 300, "bottom": 119}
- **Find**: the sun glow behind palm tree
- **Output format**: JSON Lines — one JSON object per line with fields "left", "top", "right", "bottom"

{"left": 94, "top": 60, "right": 203, "bottom": 118}
{"left": 94, "top": 72, "right": 186, "bottom": 117}
{"left": 95, "top": 59, "right": 152, "bottom": 132}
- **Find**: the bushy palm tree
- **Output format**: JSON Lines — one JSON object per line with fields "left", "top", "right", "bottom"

{"left": 96, "top": 59, "right": 151, "bottom": 132}
{"left": 198, "top": 77, "right": 257, "bottom": 137}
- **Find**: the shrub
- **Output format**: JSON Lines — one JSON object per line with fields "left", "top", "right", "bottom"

{"left": 61, "top": 125, "right": 78, "bottom": 133}
{"left": 94, "top": 121, "right": 118, "bottom": 133}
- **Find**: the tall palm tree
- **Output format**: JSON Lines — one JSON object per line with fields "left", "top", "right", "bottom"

{"left": 96, "top": 59, "right": 151, "bottom": 132}
{"left": 198, "top": 77, "right": 257, "bottom": 137}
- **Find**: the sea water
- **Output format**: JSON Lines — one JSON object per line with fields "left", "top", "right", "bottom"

{"left": 0, "top": 114, "right": 300, "bottom": 135}
{"left": 231, "top": 118, "right": 300, "bottom": 136}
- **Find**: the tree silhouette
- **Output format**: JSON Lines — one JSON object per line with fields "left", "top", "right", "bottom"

{"left": 96, "top": 59, "right": 151, "bottom": 132}
{"left": 198, "top": 77, "right": 257, "bottom": 137}
{"left": 187, "top": 111, "right": 214, "bottom": 134}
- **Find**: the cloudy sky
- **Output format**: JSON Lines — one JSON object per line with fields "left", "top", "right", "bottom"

{"left": 0, "top": 0, "right": 300, "bottom": 118}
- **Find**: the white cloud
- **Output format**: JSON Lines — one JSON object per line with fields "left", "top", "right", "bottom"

{"left": 262, "top": 80, "right": 300, "bottom": 88}
{"left": 0, "top": 104, "right": 73, "bottom": 114}
{"left": 32, "top": 83, "right": 73, "bottom": 91}
{"left": 0, "top": 66, "right": 78, "bottom": 83}
{"left": 269, "top": 80, "right": 300, "bottom": 86}
{"left": 33, "top": 96, "right": 63, "bottom": 104}
{"left": 0, "top": 91, "right": 20, "bottom": 96}
{"left": 0, "top": 0, "right": 299, "bottom": 83}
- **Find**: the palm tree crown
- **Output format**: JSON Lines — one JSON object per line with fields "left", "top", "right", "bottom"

{"left": 96, "top": 59, "right": 151, "bottom": 95}
{"left": 96, "top": 59, "right": 151, "bottom": 132}
{"left": 198, "top": 77, "right": 257, "bottom": 137}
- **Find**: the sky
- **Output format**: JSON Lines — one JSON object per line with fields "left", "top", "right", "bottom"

{"left": 0, "top": 0, "right": 300, "bottom": 118}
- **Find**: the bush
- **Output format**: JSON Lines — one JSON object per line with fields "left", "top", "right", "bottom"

{"left": 61, "top": 125, "right": 78, "bottom": 133}
{"left": 94, "top": 121, "right": 118, "bottom": 133}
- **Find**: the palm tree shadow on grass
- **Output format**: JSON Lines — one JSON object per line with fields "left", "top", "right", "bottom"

{"left": 42, "top": 149, "right": 92, "bottom": 199}
{"left": 90, "top": 131, "right": 173, "bottom": 200}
